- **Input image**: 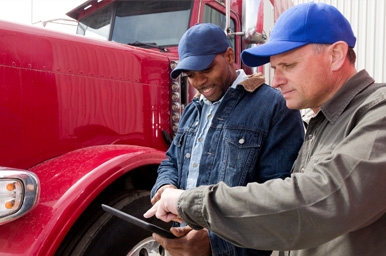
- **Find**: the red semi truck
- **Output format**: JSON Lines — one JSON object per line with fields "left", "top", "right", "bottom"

{"left": 0, "top": 0, "right": 288, "bottom": 255}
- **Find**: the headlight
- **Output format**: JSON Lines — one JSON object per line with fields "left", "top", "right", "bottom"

{"left": 0, "top": 168, "right": 39, "bottom": 225}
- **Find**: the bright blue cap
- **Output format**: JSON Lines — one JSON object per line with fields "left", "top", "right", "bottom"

{"left": 241, "top": 2, "right": 356, "bottom": 67}
{"left": 171, "top": 23, "right": 230, "bottom": 79}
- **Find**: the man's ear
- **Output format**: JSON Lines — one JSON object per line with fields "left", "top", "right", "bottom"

{"left": 224, "top": 47, "right": 235, "bottom": 63}
{"left": 330, "top": 41, "right": 348, "bottom": 71}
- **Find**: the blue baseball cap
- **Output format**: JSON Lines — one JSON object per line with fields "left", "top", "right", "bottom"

{"left": 171, "top": 23, "right": 230, "bottom": 79}
{"left": 241, "top": 2, "right": 356, "bottom": 67}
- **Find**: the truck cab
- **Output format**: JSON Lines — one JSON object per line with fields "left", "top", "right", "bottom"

{"left": 67, "top": 0, "right": 266, "bottom": 71}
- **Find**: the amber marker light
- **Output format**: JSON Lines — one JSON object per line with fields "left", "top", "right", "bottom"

{"left": 0, "top": 179, "right": 23, "bottom": 217}
{"left": 5, "top": 200, "right": 15, "bottom": 209}
{"left": 6, "top": 182, "right": 16, "bottom": 191}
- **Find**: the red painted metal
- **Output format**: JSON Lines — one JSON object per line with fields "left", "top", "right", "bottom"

{"left": 0, "top": 20, "right": 173, "bottom": 169}
{"left": 0, "top": 20, "right": 174, "bottom": 255}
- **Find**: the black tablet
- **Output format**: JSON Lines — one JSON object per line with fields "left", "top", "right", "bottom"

{"left": 101, "top": 204, "right": 176, "bottom": 239}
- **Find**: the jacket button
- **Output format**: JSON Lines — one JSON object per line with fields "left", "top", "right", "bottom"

{"left": 185, "top": 153, "right": 191, "bottom": 158}
{"left": 239, "top": 138, "right": 245, "bottom": 144}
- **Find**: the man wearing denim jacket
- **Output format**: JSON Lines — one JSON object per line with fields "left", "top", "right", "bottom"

{"left": 150, "top": 23, "right": 304, "bottom": 256}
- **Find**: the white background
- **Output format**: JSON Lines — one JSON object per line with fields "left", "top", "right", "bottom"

{"left": 0, "top": 0, "right": 84, "bottom": 33}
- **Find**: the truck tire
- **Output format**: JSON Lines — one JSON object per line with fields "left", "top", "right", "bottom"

{"left": 56, "top": 190, "right": 171, "bottom": 256}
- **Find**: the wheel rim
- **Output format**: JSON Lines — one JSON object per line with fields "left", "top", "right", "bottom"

{"left": 127, "top": 237, "right": 170, "bottom": 256}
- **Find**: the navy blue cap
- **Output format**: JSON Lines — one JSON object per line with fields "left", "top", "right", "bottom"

{"left": 241, "top": 2, "right": 356, "bottom": 67}
{"left": 171, "top": 23, "right": 230, "bottom": 79}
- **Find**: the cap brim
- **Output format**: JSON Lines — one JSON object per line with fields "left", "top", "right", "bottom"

{"left": 241, "top": 41, "right": 308, "bottom": 67}
{"left": 170, "top": 54, "right": 216, "bottom": 79}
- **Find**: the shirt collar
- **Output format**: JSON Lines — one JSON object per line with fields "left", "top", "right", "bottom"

{"left": 320, "top": 70, "right": 375, "bottom": 124}
{"left": 200, "top": 70, "right": 248, "bottom": 105}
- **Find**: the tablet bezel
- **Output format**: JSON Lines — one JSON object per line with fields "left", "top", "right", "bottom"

{"left": 101, "top": 204, "right": 176, "bottom": 239}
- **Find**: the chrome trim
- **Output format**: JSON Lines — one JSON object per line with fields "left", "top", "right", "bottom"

{"left": 0, "top": 168, "right": 40, "bottom": 225}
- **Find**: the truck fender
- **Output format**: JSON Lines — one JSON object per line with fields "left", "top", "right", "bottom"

{"left": 0, "top": 144, "right": 165, "bottom": 256}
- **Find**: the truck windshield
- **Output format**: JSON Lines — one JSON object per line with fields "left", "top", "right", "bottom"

{"left": 77, "top": 0, "right": 193, "bottom": 47}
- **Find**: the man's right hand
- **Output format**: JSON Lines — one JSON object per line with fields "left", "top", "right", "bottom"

{"left": 153, "top": 226, "right": 212, "bottom": 256}
{"left": 144, "top": 188, "right": 184, "bottom": 223}
{"left": 151, "top": 184, "right": 177, "bottom": 205}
